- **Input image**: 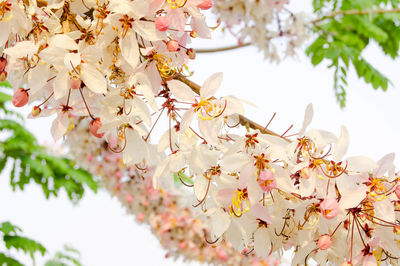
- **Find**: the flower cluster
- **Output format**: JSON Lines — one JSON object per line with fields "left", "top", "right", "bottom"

{"left": 65, "top": 120, "right": 278, "bottom": 265}
{"left": 2, "top": 0, "right": 400, "bottom": 265}
{"left": 213, "top": 0, "right": 309, "bottom": 61}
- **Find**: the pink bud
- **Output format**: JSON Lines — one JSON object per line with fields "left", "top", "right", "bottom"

{"left": 197, "top": 0, "right": 212, "bottom": 10}
{"left": 155, "top": 16, "right": 169, "bottom": 31}
{"left": 178, "top": 241, "right": 186, "bottom": 250}
{"left": 300, "top": 167, "right": 311, "bottom": 179}
{"left": 31, "top": 106, "right": 41, "bottom": 117}
{"left": 320, "top": 198, "right": 339, "bottom": 219}
{"left": 317, "top": 234, "right": 332, "bottom": 250}
{"left": 12, "top": 88, "right": 29, "bottom": 107}
{"left": 137, "top": 213, "right": 145, "bottom": 222}
{"left": 395, "top": 186, "right": 400, "bottom": 200}
{"left": 0, "top": 70, "right": 7, "bottom": 82}
{"left": 187, "top": 48, "right": 196, "bottom": 60}
{"left": 115, "top": 171, "right": 122, "bottom": 180}
{"left": 0, "top": 57, "right": 7, "bottom": 72}
{"left": 69, "top": 77, "right": 81, "bottom": 90}
{"left": 258, "top": 169, "right": 277, "bottom": 192}
{"left": 190, "top": 30, "right": 197, "bottom": 38}
{"left": 394, "top": 225, "right": 400, "bottom": 235}
{"left": 89, "top": 118, "right": 104, "bottom": 138}
{"left": 166, "top": 40, "right": 179, "bottom": 52}
{"left": 125, "top": 194, "right": 133, "bottom": 203}
{"left": 216, "top": 250, "right": 228, "bottom": 262}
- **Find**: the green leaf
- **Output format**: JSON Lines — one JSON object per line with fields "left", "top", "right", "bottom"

{"left": 4, "top": 235, "right": 46, "bottom": 257}
{"left": 0, "top": 222, "right": 21, "bottom": 235}
{"left": 0, "top": 253, "right": 24, "bottom": 266}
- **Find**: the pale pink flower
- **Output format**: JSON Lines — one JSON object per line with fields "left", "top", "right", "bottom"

{"left": 258, "top": 170, "right": 277, "bottom": 192}
{"left": 320, "top": 198, "right": 339, "bottom": 219}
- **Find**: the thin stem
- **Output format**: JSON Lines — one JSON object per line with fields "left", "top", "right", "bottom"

{"left": 79, "top": 88, "right": 95, "bottom": 120}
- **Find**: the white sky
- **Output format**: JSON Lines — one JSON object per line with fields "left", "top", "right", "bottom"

{"left": 1, "top": 3, "right": 400, "bottom": 265}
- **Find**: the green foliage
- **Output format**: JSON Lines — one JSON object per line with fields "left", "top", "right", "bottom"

{"left": 0, "top": 221, "right": 46, "bottom": 265}
{"left": 45, "top": 245, "right": 82, "bottom": 266}
{"left": 0, "top": 87, "right": 97, "bottom": 202}
{"left": 308, "top": 0, "right": 400, "bottom": 107}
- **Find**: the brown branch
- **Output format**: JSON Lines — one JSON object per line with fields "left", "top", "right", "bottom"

{"left": 175, "top": 75, "right": 289, "bottom": 141}
{"left": 313, "top": 8, "right": 400, "bottom": 24}
{"left": 195, "top": 43, "right": 251, "bottom": 53}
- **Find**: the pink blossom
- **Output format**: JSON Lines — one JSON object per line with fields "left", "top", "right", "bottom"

{"left": 89, "top": 118, "right": 104, "bottom": 138}
{"left": 12, "top": 88, "right": 29, "bottom": 107}
{"left": 320, "top": 198, "right": 339, "bottom": 219}
{"left": 258, "top": 170, "right": 277, "bottom": 192}
{"left": 155, "top": 17, "right": 169, "bottom": 31}
{"left": 317, "top": 234, "right": 332, "bottom": 250}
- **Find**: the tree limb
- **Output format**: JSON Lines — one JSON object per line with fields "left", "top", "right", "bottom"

{"left": 195, "top": 43, "right": 251, "bottom": 53}
{"left": 175, "top": 75, "right": 290, "bottom": 142}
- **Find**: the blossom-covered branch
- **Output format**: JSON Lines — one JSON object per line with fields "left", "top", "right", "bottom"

{"left": 2, "top": 0, "right": 400, "bottom": 265}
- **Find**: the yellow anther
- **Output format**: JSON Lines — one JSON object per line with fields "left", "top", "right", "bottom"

{"left": 194, "top": 98, "right": 225, "bottom": 121}
{"left": 230, "top": 190, "right": 249, "bottom": 217}
{"left": 167, "top": 0, "right": 187, "bottom": 9}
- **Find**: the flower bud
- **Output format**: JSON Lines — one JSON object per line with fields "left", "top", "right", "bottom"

{"left": 0, "top": 70, "right": 7, "bottom": 82}
{"left": 137, "top": 213, "right": 145, "bottom": 222}
{"left": 167, "top": 40, "right": 179, "bottom": 52}
{"left": 197, "top": 0, "right": 213, "bottom": 10}
{"left": 300, "top": 167, "right": 311, "bottom": 179}
{"left": 395, "top": 185, "right": 400, "bottom": 200}
{"left": 317, "top": 234, "right": 332, "bottom": 250}
{"left": 178, "top": 241, "right": 186, "bottom": 250}
{"left": 394, "top": 225, "right": 400, "bottom": 235}
{"left": 216, "top": 250, "right": 228, "bottom": 262}
{"left": 187, "top": 48, "right": 196, "bottom": 60}
{"left": 395, "top": 201, "right": 400, "bottom": 211}
{"left": 155, "top": 16, "right": 169, "bottom": 31}
{"left": 12, "top": 88, "right": 29, "bottom": 107}
{"left": 125, "top": 194, "right": 133, "bottom": 203}
{"left": 320, "top": 198, "right": 339, "bottom": 219}
{"left": 69, "top": 77, "right": 82, "bottom": 90}
{"left": 31, "top": 106, "right": 41, "bottom": 117}
{"left": 89, "top": 118, "right": 104, "bottom": 138}
{"left": 0, "top": 57, "right": 7, "bottom": 72}
{"left": 190, "top": 30, "right": 197, "bottom": 38}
